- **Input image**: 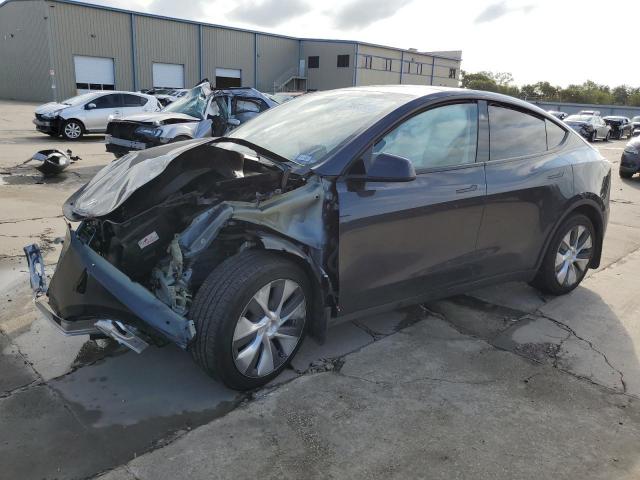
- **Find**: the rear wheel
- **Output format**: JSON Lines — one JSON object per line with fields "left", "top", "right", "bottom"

{"left": 530, "top": 214, "right": 595, "bottom": 295}
{"left": 61, "top": 119, "right": 83, "bottom": 140}
{"left": 190, "top": 250, "right": 309, "bottom": 390}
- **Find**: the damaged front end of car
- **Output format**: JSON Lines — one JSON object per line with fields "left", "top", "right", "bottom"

{"left": 25, "top": 138, "right": 338, "bottom": 353}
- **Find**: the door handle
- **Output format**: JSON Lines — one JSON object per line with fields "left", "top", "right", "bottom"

{"left": 547, "top": 171, "right": 564, "bottom": 180}
{"left": 456, "top": 184, "right": 478, "bottom": 194}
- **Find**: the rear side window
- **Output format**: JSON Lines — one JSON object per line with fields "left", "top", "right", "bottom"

{"left": 123, "top": 94, "right": 147, "bottom": 107}
{"left": 234, "top": 98, "right": 265, "bottom": 114}
{"left": 489, "top": 105, "right": 547, "bottom": 160}
{"left": 374, "top": 102, "right": 478, "bottom": 170}
{"left": 92, "top": 94, "right": 121, "bottom": 109}
{"left": 546, "top": 120, "right": 566, "bottom": 149}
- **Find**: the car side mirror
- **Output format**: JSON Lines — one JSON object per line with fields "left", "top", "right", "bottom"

{"left": 352, "top": 153, "right": 416, "bottom": 182}
{"left": 85, "top": 103, "right": 97, "bottom": 110}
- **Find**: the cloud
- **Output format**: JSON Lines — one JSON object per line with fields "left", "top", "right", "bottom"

{"left": 332, "top": 0, "right": 414, "bottom": 30}
{"left": 227, "top": 0, "right": 311, "bottom": 27}
{"left": 144, "top": 0, "right": 208, "bottom": 20}
{"left": 474, "top": 1, "right": 535, "bottom": 24}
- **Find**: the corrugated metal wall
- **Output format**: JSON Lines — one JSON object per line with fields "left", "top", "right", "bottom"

{"left": 301, "top": 40, "right": 356, "bottom": 91}
{"left": 134, "top": 15, "right": 199, "bottom": 90}
{"left": 356, "top": 44, "right": 402, "bottom": 86}
{"left": 48, "top": 1, "right": 133, "bottom": 100}
{"left": 202, "top": 26, "right": 255, "bottom": 88}
{"left": 0, "top": 0, "right": 52, "bottom": 102}
{"left": 256, "top": 34, "right": 299, "bottom": 92}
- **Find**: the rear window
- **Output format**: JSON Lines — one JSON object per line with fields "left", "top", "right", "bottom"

{"left": 546, "top": 120, "right": 566, "bottom": 149}
{"left": 489, "top": 105, "right": 547, "bottom": 160}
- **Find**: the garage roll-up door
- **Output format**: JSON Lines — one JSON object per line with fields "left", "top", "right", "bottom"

{"left": 153, "top": 63, "right": 185, "bottom": 89}
{"left": 215, "top": 68, "right": 241, "bottom": 88}
{"left": 74, "top": 56, "right": 115, "bottom": 93}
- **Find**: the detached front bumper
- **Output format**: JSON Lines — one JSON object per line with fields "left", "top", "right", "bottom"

{"left": 24, "top": 227, "right": 195, "bottom": 349}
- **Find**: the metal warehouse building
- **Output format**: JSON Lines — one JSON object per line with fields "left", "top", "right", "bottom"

{"left": 0, "top": 0, "right": 462, "bottom": 102}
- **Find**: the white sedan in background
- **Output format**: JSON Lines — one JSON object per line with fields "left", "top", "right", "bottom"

{"left": 33, "top": 91, "right": 161, "bottom": 140}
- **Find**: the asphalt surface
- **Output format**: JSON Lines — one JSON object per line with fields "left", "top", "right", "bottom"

{"left": 1, "top": 100, "right": 640, "bottom": 479}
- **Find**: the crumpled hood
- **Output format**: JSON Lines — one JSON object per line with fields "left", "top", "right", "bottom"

{"left": 35, "top": 102, "right": 69, "bottom": 116}
{"left": 117, "top": 112, "right": 200, "bottom": 125}
{"left": 67, "top": 138, "right": 211, "bottom": 219}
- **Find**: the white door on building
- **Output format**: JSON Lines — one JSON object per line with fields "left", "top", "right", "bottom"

{"left": 215, "top": 68, "right": 241, "bottom": 88}
{"left": 74, "top": 56, "right": 115, "bottom": 94}
{"left": 152, "top": 63, "right": 185, "bottom": 89}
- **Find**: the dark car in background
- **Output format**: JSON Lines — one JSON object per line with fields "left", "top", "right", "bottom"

{"left": 620, "top": 137, "right": 640, "bottom": 178}
{"left": 565, "top": 113, "right": 611, "bottom": 142}
{"left": 25, "top": 86, "right": 610, "bottom": 390}
{"left": 603, "top": 116, "right": 633, "bottom": 139}
{"left": 105, "top": 82, "right": 277, "bottom": 157}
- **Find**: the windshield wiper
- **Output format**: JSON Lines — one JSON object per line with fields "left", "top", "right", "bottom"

{"left": 210, "top": 137, "right": 291, "bottom": 168}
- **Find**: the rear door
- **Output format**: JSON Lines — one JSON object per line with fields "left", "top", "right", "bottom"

{"left": 121, "top": 94, "right": 152, "bottom": 116}
{"left": 476, "top": 104, "right": 573, "bottom": 279}
{"left": 337, "top": 101, "right": 487, "bottom": 315}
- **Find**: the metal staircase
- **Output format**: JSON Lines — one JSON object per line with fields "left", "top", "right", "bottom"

{"left": 272, "top": 66, "right": 306, "bottom": 93}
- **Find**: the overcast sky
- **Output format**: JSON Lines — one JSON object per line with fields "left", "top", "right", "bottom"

{"left": 9, "top": 0, "right": 639, "bottom": 87}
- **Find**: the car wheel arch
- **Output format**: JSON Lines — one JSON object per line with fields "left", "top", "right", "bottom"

{"left": 536, "top": 199, "right": 605, "bottom": 274}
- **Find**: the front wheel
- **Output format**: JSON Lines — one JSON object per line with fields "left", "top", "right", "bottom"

{"left": 190, "top": 250, "right": 310, "bottom": 390}
{"left": 530, "top": 214, "right": 595, "bottom": 295}
{"left": 61, "top": 119, "right": 84, "bottom": 140}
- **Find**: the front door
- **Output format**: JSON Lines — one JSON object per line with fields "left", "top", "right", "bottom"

{"left": 83, "top": 93, "right": 122, "bottom": 131}
{"left": 337, "top": 102, "right": 487, "bottom": 315}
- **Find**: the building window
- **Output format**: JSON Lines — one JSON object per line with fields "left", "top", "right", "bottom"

{"left": 337, "top": 54, "right": 350, "bottom": 68}
{"left": 449, "top": 68, "right": 457, "bottom": 79}
{"left": 308, "top": 56, "right": 319, "bottom": 69}
{"left": 363, "top": 55, "right": 372, "bottom": 69}
{"left": 385, "top": 59, "right": 392, "bottom": 71}
{"left": 417, "top": 64, "right": 423, "bottom": 75}
{"left": 405, "top": 62, "right": 412, "bottom": 74}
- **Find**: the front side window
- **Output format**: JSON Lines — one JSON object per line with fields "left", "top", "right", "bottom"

{"left": 489, "top": 105, "right": 547, "bottom": 160}
{"left": 92, "top": 94, "right": 120, "bottom": 109}
{"left": 373, "top": 103, "right": 478, "bottom": 170}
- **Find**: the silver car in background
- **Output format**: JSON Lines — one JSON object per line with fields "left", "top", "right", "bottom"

{"left": 33, "top": 91, "right": 160, "bottom": 140}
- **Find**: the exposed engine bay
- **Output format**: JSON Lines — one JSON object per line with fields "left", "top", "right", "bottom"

{"left": 57, "top": 138, "right": 338, "bottom": 345}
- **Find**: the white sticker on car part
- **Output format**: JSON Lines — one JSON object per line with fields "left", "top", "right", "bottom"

{"left": 138, "top": 231, "right": 159, "bottom": 250}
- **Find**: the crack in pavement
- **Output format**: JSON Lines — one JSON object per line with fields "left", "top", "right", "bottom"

{"left": 0, "top": 215, "right": 64, "bottom": 225}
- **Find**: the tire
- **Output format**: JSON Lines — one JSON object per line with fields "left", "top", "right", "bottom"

{"left": 190, "top": 250, "right": 310, "bottom": 390}
{"left": 620, "top": 170, "right": 634, "bottom": 179}
{"left": 589, "top": 131, "right": 597, "bottom": 142}
{"left": 530, "top": 214, "right": 596, "bottom": 295}
{"left": 61, "top": 119, "right": 84, "bottom": 140}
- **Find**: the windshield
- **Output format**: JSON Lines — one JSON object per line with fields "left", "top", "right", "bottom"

{"left": 162, "top": 86, "right": 209, "bottom": 119}
{"left": 61, "top": 93, "right": 97, "bottom": 106}
{"left": 227, "top": 89, "right": 414, "bottom": 166}
{"left": 565, "top": 115, "right": 592, "bottom": 122}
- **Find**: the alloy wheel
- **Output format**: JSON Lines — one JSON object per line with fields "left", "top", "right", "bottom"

{"left": 64, "top": 122, "right": 82, "bottom": 139}
{"left": 555, "top": 225, "right": 592, "bottom": 287}
{"left": 232, "top": 278, "right": 306, "bottom": 378}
